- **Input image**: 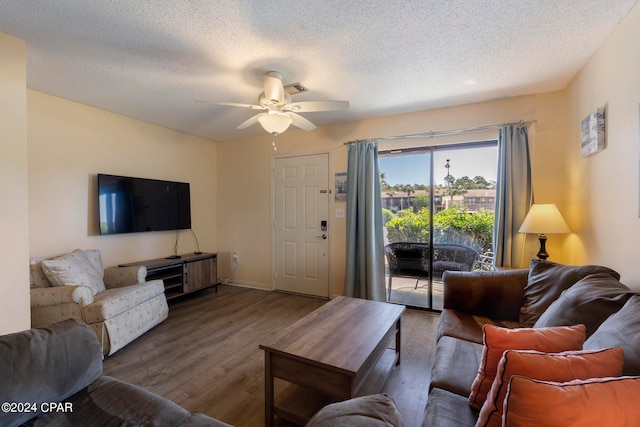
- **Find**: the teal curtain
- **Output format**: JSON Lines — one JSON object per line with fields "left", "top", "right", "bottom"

{"left": 344, "top": 141, "right": 386, "bottom": 301}
{"left": 493, "top": 125, "right": 532, "bottom": 268}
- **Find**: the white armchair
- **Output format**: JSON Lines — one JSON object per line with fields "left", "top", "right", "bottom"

{"left": 30, "top": 249, "right": 168, "bottom": 355}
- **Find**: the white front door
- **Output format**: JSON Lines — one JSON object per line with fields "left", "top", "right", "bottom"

{"left": 273, "top": 153, "right": 329, "bottom": 297}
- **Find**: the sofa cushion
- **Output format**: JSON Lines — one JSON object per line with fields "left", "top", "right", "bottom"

{"left": 306, "top": 394, "right": 403, "bottom": 427}
{"left": 584, "top": 294, "right": 640, "bottom": 375}
{"left": 83, "top": 280, "right": 166, "bottom": 323}
{"left": 469, "top": 324, "right": 586, "bottom": 410}
{"left": 533, "top": 273, "right": 633, "bottom": 337}
{"left": 41, "top": 249, "right": 106, "bottom": 296}
{"left": 437, "top": 309, "right": 520, "bottom": 344}
{"left": 422, "top": 388, "right": 478, "bottom": 427}
{"left": 519, "top": 259, "right": 620, "bottom": 327}
{"left": 0, "top": 319, "right": 102, "bottom": 427}
{"left": 502, "top": 376, "right": 640, "bottom": 427}
{"left": 430, "top": 336, "right": 484, "bottom": 396}
{"left": 476, "top": 347, "right": 624, "bottom": 427}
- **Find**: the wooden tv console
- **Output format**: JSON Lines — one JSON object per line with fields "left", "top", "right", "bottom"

{"left": 120, "top": 252, "right": 217, "bottom": 301}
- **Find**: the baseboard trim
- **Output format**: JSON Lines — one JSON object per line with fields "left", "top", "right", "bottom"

{"left": 227, "top": 281, "right": 272, "bottom": 291}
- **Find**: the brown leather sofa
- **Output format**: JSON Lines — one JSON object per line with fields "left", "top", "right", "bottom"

{"left": 423, "top": 260, "right": 640, "bottom": 426}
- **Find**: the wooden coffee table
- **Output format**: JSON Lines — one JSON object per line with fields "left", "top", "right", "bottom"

{"left": 259, "top": 296, "right": 405, "bottom": 426}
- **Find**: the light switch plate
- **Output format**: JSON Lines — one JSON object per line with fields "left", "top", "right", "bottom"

{"left": 335, "top": 208, "right": 345, "bottom": 218}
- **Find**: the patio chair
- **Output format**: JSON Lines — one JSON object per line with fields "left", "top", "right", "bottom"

{"left": 431, "top": 243, "right": 480, "bottom": 278}
{"left": 385, "top": 242, "right": 430, "bottom": 296}
{"left": 474, "top": 251, "right": 496, "bottom": 271}
{"left": 384, "top": 242, "right": 479, "bottom": 299}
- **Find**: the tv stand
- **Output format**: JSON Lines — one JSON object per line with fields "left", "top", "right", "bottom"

{"left": 120, "top": 253, "right": 217, "bottom": 301}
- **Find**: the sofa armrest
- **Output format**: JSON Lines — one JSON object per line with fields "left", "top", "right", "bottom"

{"left": 104, "top": 266, "right": 147, "bottom": 289}
{"left": 30, "top": 285, "right": 94, "bottom": 307}
{"left": 442, "top": 269, "right": 529, "bottom": 321}
{"left": 0, "top": 319, "right": 102, "bottom": 427}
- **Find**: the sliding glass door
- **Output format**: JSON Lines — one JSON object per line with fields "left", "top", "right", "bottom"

{"left": 380, "top": 141, "right": 497, "bottom": 310}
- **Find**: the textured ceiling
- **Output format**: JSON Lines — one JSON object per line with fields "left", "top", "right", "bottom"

{"left": 0, "top": 0, "right": 637, "bottom": 141}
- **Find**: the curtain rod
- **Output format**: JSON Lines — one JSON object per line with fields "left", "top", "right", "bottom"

{"left": 343, "top": 119, "right": 536, "bottom": 146}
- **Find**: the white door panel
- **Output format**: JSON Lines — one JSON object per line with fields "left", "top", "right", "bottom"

{"left": 274, "top": 154, "right": 329, "bottom": 297}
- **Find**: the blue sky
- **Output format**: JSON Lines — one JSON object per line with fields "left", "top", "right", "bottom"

{"left": 378, "top": 146, "right": 498, "bottom": 187}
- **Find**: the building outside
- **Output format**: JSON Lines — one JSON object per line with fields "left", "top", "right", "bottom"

{"left": 381, "top": 188, "right": 496, "bottom": 213}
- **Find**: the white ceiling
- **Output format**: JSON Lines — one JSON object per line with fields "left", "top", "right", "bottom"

{"left": 0, "top": 1, "right": 637, "bottom": 141}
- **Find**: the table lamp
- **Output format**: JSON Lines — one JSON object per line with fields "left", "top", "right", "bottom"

{"left": 518, "top": 204, "right": 570, "bottom": 260}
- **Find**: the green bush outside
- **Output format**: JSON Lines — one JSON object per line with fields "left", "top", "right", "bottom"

{"left": 384, "top": 207, "right": 494, "bottom": 252}
{"left": 382, "top": 208, "right": 394, "bottom": 225}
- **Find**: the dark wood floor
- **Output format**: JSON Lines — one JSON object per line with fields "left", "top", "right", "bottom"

{"left": 102, "top": 285, "right": 439, "bottom": 427}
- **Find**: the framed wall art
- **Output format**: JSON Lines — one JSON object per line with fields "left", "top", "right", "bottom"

{"left": 335, "top": 172, "right": 347, "bottom": 202}
{"left": 581, "top": 107, "right": 606, "bottom": 157}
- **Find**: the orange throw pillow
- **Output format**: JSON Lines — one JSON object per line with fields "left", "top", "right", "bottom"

{"left": 476, "top": 347, "right": 624, "bottom": 427}
{"left": 502, "top": 376, "right": 640, "bottom": 427}
{"left": 468, "top": 324, "right": 586, "bottom": 409}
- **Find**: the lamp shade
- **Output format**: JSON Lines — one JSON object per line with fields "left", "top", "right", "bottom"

{"left": 519, "top": 204, "right": 570, "bottom": 234}
{"left": 258, "top": 113, "right": 292, "bottom": 135}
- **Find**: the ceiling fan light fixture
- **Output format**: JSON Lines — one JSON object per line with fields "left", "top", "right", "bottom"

{"left": 258, "top": 113, "right": 292, "bottom": 135}
{"left": 205, "top": 71, "right": 349, "bottom": 135}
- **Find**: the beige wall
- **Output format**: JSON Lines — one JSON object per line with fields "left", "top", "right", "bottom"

{"left": 0, "top": 32, "right": 30, "bottom": 334}
{"left": 27, "top": 91, "right": 219, "bottom": 269}
{"left": 565, "top": 2, "right": 640, "bottom": 285}
{"left": 218, "top": 91, "right": 571, "bottom": 296}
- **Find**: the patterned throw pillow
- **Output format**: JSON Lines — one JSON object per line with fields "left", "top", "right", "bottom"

{"left": 469, "top": 324, "right": 586, "bottom": 410}
{"left": 41, "top": 249, "right": 106, "bottom": 296}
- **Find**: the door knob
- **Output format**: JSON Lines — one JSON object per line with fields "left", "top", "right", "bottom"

{"left": 316, "top": 234, "right": 327, "bottom": 239}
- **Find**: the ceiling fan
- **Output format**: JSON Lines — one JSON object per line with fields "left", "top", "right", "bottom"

{"left": 199, "top": 71, "right": 349, "bottom": 136}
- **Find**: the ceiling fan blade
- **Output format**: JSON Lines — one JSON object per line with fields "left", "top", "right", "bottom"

{"left": 264, "top": 71, "right": 285, "bottom": 104}
{"left": 286, "top": 100, "right": 350, "bottom": 113}
{"left": 289, "top": 112, "right": 316, "bottom": 131}
{"left": 196, "top": 100, "right": 265, "bottom": 110}
{"left": 236, "top": 113, "right": 264, "bottom": 130}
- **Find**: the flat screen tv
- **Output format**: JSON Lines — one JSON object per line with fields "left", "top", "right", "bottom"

{"left": 98, "top": 174, "right": 191, "bottom": 235}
